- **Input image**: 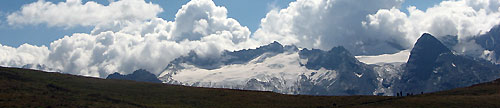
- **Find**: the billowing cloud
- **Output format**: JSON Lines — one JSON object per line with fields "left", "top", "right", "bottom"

{"left": 0, "top": 0, "right": 254, "bottom": 77}
{"left": 43, "top": 32, "right": 190, "bottom": 77}
{"left": 0, "top": 44, "right": 49, "bottom": 67}
{"left": 253, "top": 0, "right": 500, "bottom": 55}
{"left": 364, "top": 0, "right": 500, "bottom": 47}
{"left": 7, "top": 0, "right": 163, "bottom": 27}
{"left": 171, "top": 0, "right": 251, "bottom": 43}
{"left": 253, "top": 0, "right": 405, "bottom": 55}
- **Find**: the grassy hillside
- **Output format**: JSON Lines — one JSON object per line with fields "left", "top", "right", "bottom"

{"left": 1, "top": 67, "right": 499, "bottom": 108}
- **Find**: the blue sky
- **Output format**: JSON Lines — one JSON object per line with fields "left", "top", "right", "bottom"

{"left": 0, "top": 0, "right": 442, "bottom": 47}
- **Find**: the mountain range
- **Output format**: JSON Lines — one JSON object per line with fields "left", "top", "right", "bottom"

{"left": 13, "top": 26, "right": 500, "bottom": 96}
{"left": 155, "top": 31, "right": 500, "bottom": 96}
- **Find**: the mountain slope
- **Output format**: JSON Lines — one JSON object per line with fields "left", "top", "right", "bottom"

{"left": 360, "top": 78, "right": 500, "bottom": 108}
{"left": 158, "top": 36, "right": 500, "bottom": 96}
{"left": 159, "top": 43, "right": 379, "bottom": 95}
{"left": 2, "top": 67, "right": 500, "bottom": 107}
{"left": 473, "top": 25, "right": 500, "bottom": 64}
{"left": 395, "top": 33, "right": 500, "bottom": 94}
{"left": 405, "top": 33, "right": 452, "bottom": 81}
{"left": 298, "top": 46, "right": 378, "bottom": 95}
{"left": 106, "top": 69, "right": 162, "bottom": 83}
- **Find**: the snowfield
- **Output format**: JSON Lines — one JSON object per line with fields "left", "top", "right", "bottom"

{"left": 355, "top": 49, "right": 410, "bottom": 64}
{"left": 159, "top": 52, "right": 328, "bottom": 94}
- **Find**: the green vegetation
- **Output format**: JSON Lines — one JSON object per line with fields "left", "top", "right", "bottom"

{"left": 1, "top": 67, "right": 499, "bottom": 108}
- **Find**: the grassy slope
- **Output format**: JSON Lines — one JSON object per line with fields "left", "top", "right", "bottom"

{"left": 0, "top": 67, "right": 499, "bottom": 108}
{"left": 359, "top": 78, "right": 500, "bottom": 108}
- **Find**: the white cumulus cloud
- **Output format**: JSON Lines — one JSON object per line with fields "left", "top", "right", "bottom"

{"left": 364, "top": 0, "right": 500, "bottom": 47}
{"left": 7, "top": 0, "right": 163, "bottom": 28}
{"left": 253, "top": 0, "right": 500, "bottom": 55}
{"left": 0, "top": 44, "right": 49, "bottom": 67}
{"left": 0, "top": 0, "right": 255, "bottom": 77}
{"left": 253, "top": 0, "right": 405, "bottom": 55}
{"left": 171, "top": 0, "right": 251, "bottom": 43}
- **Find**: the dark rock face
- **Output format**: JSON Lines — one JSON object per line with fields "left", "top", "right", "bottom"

{"left": 406, "top": 33, "right": 452, "bottom": 81}
{"left": 299, "top": 46, "right": 358, "bottom": 70}
{"left": 106, "top": 69, "right": 162, "bottom": 83}
{"left": 396, "top": 33, "right": 500, "bottom": 94}
{"left": 427, "top": 53, "right": 500, "bottom": 92}
{"left": 474, "top": 25, "right": 500, "bottom": 62}
{"left": 475, "top": 25, "right": 500, "bottom": 51}
{"left": 298, "top": 46, "right": 378, "bottom": 95}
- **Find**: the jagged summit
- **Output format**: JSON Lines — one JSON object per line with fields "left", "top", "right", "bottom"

{"left": 165, "top": 41, "right": 293, "bottom": 70}
{"left": 406, "top": 33, "right": 451, "bottom": 80}
{"left": 412, "top": 33, "right": 451, "bottom": 55}
{"left": 106, "top": 69, "right": 162, "bottom": 83}
{"left": 329, "top": 46, "right": 352, "bottom": 56}
{"left": 397, "top": 33, "right": 454, "bottom": 93}
{"left": 231, "top": 41, "right": 296, "bottom": 55}
{"left": 300, "top": 46, "right": 358, "bottom": 70}
{"left": 131, "top": 69, "right": 156, "bottom": 76}
{"left": 265, "top": 41, "right": 283, "bottom": 49}
{"left": 395, "top": 33, "right": 500, "bottom": 94}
